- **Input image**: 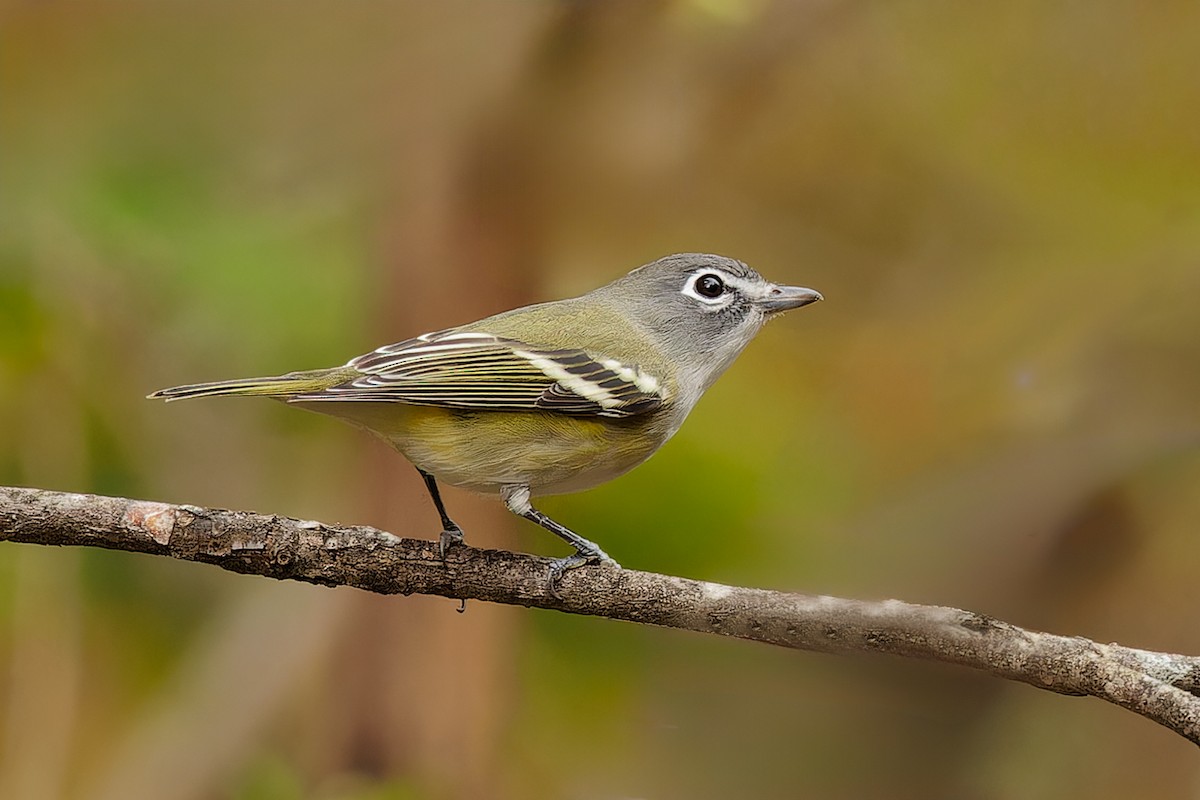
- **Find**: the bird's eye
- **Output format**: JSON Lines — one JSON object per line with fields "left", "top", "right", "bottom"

{"left": 695, "top": 274, "right": 726, "bottom": 298}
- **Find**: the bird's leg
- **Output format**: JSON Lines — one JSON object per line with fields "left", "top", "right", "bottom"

{"left": 417, "top": 468, "right": 464, "bottom": 558}
{"left": 501, "top": 485, "right": 619, "bottom": 596}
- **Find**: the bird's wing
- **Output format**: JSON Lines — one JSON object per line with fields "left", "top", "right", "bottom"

{"left": 289, "top": 330, "right": 664, "bottom": 419}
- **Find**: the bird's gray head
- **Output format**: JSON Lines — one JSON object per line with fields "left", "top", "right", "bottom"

{"left": 598, "top": 253, "right": 822, "bottom": 396}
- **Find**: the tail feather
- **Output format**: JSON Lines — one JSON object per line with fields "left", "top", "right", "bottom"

{"left": 147, "top": 373, "right": 339, "bottom": 402}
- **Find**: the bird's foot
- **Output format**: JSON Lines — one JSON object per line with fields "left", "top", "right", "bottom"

{"left": 438, "top": 525, "right": 464, "bottom": 560}
{"left": 546, "top": 545, "right": 620, "bottom": 599}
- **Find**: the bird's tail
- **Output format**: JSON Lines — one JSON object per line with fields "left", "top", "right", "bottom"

{"left": 147, "top": 371, "right": 341, "bottom": 402}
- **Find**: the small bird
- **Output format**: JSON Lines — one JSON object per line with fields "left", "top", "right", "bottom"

{"left": 149, "top": 253, "right": 821, "bottom": 589}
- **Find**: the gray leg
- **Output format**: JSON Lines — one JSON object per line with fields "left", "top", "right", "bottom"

{"left": 501, "top": 485, "right": 618, "bottom": 595}
{"left": 417, "top": 468, "right": 464, "bottom": 558}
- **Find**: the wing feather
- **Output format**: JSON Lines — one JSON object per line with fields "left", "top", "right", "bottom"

{"left": 288, "top": 332, "right": 664, "bottom": 418}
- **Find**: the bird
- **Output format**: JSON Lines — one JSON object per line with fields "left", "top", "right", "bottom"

{"left": 149, "top": 253, "right": 822, "bottom": 590}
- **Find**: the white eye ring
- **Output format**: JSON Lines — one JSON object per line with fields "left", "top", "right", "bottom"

{"left": 682, "top": 271, "right": 734, "bottom": 306}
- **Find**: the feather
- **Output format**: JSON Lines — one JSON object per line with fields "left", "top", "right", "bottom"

{"left": 288, "top": 331, "right": 664, "bottom": 419}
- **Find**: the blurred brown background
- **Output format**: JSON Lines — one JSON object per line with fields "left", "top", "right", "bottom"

{"left": 2, "top": 1, "right": 1199, "bottom": 798}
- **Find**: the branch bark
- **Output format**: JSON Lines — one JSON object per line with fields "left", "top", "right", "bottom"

{"left": 2, "top": 485, "right": 1198, "bottom": 744}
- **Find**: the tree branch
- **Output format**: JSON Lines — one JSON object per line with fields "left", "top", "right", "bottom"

{"left": 2, "top": 485, "right": 1198, "bottom": 744}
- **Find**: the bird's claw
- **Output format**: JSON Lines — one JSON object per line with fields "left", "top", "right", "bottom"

{"left": 438, "top": 525, "right": 464, "bottom": 560}
{"left": 546, "top": 547, "right": 620, "bottom": 599}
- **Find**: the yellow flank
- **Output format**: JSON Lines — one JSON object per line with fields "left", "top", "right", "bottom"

{"left": 311, "top": 400, "right": 668, "bottom": 495}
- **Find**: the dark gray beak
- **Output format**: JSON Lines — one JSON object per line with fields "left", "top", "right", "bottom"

{"left": 759, "top": 285, "right": 823, "bottom": 313}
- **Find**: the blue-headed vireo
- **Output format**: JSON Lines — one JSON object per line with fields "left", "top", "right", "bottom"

{"left": 150, "top": 253, "right": 822, "bottom": 588}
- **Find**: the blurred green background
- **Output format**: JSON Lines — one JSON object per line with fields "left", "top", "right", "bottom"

{"left": 3, "top": 1, "right": 1200, "bottom": 798}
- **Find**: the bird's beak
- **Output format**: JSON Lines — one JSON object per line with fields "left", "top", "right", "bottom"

{"left": 759, "top": 285, "right": 823, "bottom": 313}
